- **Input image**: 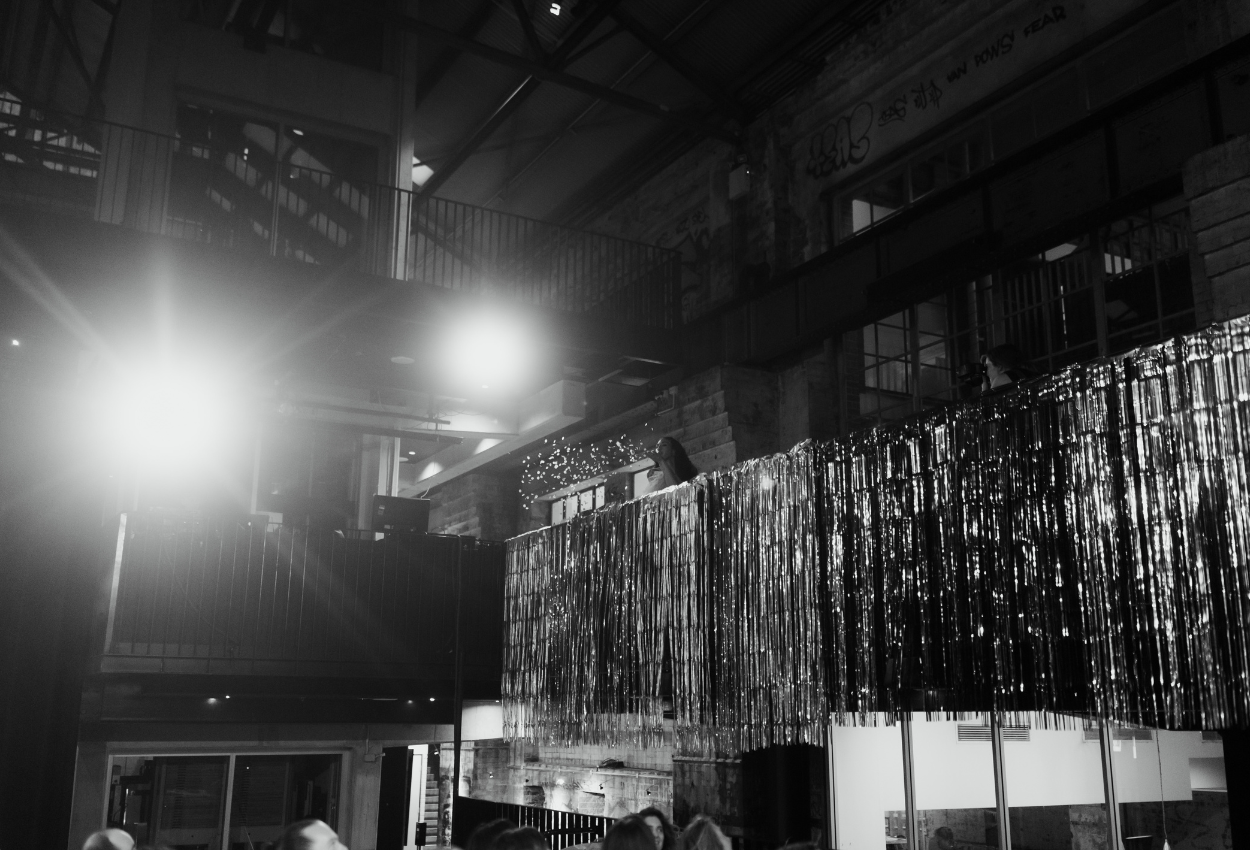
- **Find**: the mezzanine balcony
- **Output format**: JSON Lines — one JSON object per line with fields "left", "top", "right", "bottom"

{"left": 0, "top": 94, "right": 679, "bottom": 330}
{"left": 99, "top": 512, "right": 504, "bottom": 687}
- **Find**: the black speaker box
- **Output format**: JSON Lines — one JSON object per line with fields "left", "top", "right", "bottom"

{"left": 372, "top": 495, "right": 431, "bottom": 533}
{"left": 741, "top": 743, "right": 826, "bottom": 846}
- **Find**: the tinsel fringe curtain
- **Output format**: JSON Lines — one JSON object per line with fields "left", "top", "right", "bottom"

{"left": 502, "top": 317, "right": 1250, "bottom": 752}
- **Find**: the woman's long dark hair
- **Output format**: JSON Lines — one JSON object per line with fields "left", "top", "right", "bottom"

{"left": 659, "top": 437, "right": 699, "bottom": 483}
{"left": 637, "top": 806, "right": 678, "bottom": 850}
{"left": 604, "top": 816, "right": 658, "bottom": 850}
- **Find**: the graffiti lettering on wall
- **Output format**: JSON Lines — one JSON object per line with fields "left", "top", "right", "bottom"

{"left": 947, "top": 5, "right": 1066, "bottom": 83}
{"left": 1023, "top": 5, "right": 1067, "bottom": 38}
{"left": 659, "top": 208, "right": 711, "bottom": 302}
{"left": 806, "top": 102, "right": 873, "bottom": 177}
{"left": 879, "top": 98, "right": 907, "bottom": 126}
{"left": 878, "top": 78, "right": 943, "bottom": 127}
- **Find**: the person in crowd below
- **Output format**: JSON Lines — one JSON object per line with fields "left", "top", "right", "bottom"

{"left": 468, "top": 817, "right": 519, "bottom": 850}
{"left": 495, "top": 826, "right": 551, "bottom": 850}
{"left": 980, "top": 343, "right": 1037, "bottom": 392}
{"left": 648, "top": 436, "right": 699, "bottom": 490}
{"left": 604, "top": 816, "right": 660, "bottom": 850}
{"left": 682, "top": 815, "right": 732, "bottom": 850}
{"left": 928, "top": 826, "right": 958, "bottom": 850}
{"left": 83, "top": 830, "right": 135, "bottom": 850}
{"left": 273, "top": 819, "right": 348, "bottom": 850}
{"left": 636, "top": 807, "right": 677, "bottom": 850}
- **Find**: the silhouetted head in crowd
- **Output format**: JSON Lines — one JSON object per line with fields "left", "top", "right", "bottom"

{"left": 636, "top": 807, "right": 677, "bottom": 850}
{"left": 83, "top": 830, "right": 135, "bottom": 850}
{"left": 467, "top": 818, "right": 519, "bottom": 850}
{"left": 604, "top": 816, "right": 658, "bottom": 850}
{"left": 981, "top": 344, "right": 1036, "bottom": 390}
{"left": 494, "top": 826, "right": 549, "bottom": 850}
{"left": 682, "top": 816, "right": 731, "bottom": 850}
{"left": 273, "top": 819, "right": 349, "bottom": 850}
{"left": 929, "top": 826, "right": 957, "bottom": 850}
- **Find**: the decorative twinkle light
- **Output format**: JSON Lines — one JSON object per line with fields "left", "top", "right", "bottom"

{"left": 520, "top": 433, "right": 650, "bottom": 509}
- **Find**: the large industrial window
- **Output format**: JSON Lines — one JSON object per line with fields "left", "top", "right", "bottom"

{"left": 844, "top": 200, "right": 1194, "bottom": 432}
{"left": 107, "top": 752, "right": 342, "bottom": 849}
{"left": 169, "top": 102, "right": 380, "bottom": 265}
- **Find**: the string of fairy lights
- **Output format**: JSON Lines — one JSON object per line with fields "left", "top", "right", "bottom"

{"left": 519, "top": 433, "right": 652, "bottom": 510}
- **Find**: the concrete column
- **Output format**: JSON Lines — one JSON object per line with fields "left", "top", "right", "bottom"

{"left": 356, "top": 434, "right": 400, "bottom": 530}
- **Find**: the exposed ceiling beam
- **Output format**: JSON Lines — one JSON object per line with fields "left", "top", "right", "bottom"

{"left": 480, "top": 0, "right": 730, "bottom": 209}
{"left": 404, "top": 0, "right": 627, "bottom": 198}
{"left": 242, "top": 0, "right": 283, "bottom": 50}
{"left": 38, "top": 0, "right": 97, "bottom": 90}
{"left": 730, "top": 0, "right": 865, "bottom": 97}
{"left": 509, "top": 0, "right": 547, "bottom": 61}
{"left": 394, "top": 13, "right": 737, "bottom": 145}
{"left": 608, "top": 7, "right": 748, "bottom": 125}
{"left": 412, "top": 0, "right": 498, "bottom": 113}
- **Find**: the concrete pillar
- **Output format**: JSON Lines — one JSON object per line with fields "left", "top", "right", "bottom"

{"left": 1183, "top": 134, "right": 1250, "bottom": 323}
{"left": 357, "top": 434, "right": 400, "bottom": 530}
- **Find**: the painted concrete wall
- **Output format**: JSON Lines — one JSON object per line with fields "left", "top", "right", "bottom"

{"left": 1184, "top": 134, "right": 1250, "bottom": 323}
{"left": 587, "top": 0, "right": 1250, "bottom": 325}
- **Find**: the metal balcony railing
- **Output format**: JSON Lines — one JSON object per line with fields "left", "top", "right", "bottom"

{"left": 0, "top": 96, "right": 680, "bottom": 328}
{"left": 101, "top": 513, "right": 505, "bottom": 679}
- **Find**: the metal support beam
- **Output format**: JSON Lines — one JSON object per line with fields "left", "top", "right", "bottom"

{"left": 1098, "top": 719, "right": 1125, "bottom": 850}
{"left": 393, "top": 14, "right": 737, "bottom": 144}
{"left": 900, "top": 714, "right": 920, "bottom": 850}
{"left": 406, "top": 0, "right": 626, "bottom": 198}
{"left": 509, "top": 0, "right": 547, "bottom": 60}
{"left": 990, "top": 715, "right": 1014, "bottom": 850}
{"left": 413, "top": 0, "right": 498, "bottom": 113}
{"left": 609, "top": 7, "right": 748, "bottom": 124}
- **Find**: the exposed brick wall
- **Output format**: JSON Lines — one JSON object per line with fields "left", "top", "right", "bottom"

{"left": 428, "top": 471, "right": 520, "bottom": 541}
{"left": 648, "top": 365, "right": 780, "bottom": 472}
{"left": 1184, "top": 134, "right": 1250, "bottom": 323}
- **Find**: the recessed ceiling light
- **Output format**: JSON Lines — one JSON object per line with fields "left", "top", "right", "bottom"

{"left": 408, "top": 450, "right": 416, "bottom": 455}
{"left": 10, "top": 339, "right": 18, "bottom": 346}
{"left": 429, "top": 697, "right": 435, "bottom": 702}
{"left": 391, "top": 355, "right": 415, "bottom": 365}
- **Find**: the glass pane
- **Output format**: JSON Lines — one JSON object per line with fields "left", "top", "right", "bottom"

{"left": 108, "top": 756, "right": 230, "bottom": 849}
{"left": 863, "top": 169, "right": 907, "bottom": 223}
{"left": 832, "top": 717, "right": 906, "bottom": 850}
{"left": 1112, "top": 727, "right": 1232, "bottom": 850}
{"left": 229, "top": 754, "right": 342, "bottom": 849}
{"left": 912, "top": 714, "right": 999, "bottom": 850}
{"left": 1004, "top": 719, "right": 1107, "bottom": 850}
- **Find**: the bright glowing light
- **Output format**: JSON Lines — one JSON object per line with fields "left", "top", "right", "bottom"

{"left": 9, "top": 339, "right": 17, "bottom": 346}
{"left": 96, "top": 360, "right": 240, "bottom": 474}
{"left": 549, "top": 2, "right": 561, "bottom": 14}
{"left": 429, "top": 697, "right": 436, "bottom": 702}
{"left": 412, "top": 158, "right": 434, "bottom": 187}
{"left": 443, "top": 313, "right": 533, "bottom": 391}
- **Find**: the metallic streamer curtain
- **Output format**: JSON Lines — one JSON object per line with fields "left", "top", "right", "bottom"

{"left": 504, "top": 317, "right": 1250, "bottom": 751}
